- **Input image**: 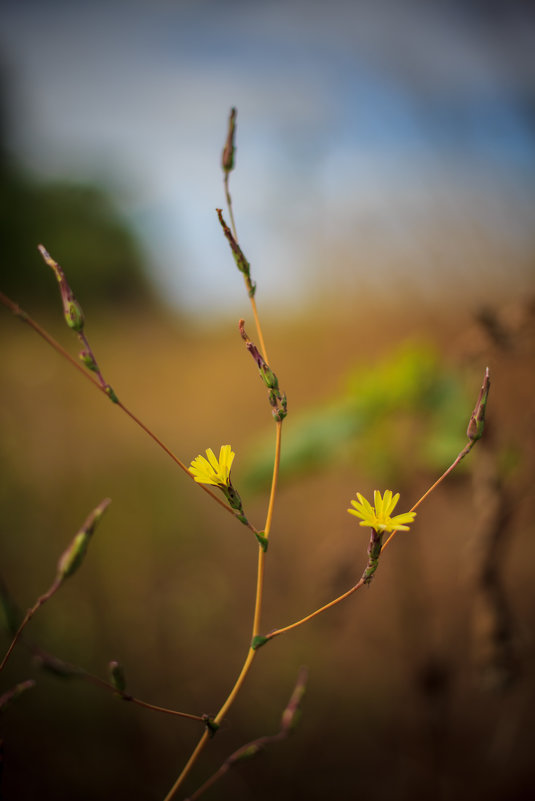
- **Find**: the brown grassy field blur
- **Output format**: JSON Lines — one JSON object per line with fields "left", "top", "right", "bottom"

{"left": 1, "top": 287, "right": 534, "bottom": 801}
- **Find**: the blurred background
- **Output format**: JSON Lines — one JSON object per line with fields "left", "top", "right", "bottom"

{"left": 0, "top": 1, "right": 534, "bottom": 799}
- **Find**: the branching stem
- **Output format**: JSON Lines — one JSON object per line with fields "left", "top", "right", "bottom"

{"left": 265, "top": 437, "right": 479, "bottom": 642}
{"left": 0, "top": 292, "right": 258, "bottom": 533}
{"left": 163, "top": 420, "right": 283, "bottom": 799}
{"left": 381, "top": 440, "right": 475, "bottom": 552}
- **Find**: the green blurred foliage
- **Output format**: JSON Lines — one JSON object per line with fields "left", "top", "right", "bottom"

{"left": 244, "top": 341, "right": 469, "bottom": 489}
{"left": 0, "top": 162, "right": 154, "bottom": 311}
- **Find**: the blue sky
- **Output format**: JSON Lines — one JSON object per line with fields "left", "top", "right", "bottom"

{"left": 2, "top": 0, "right": 534, "bottom": 312}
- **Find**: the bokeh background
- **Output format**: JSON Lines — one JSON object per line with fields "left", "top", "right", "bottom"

{"left": 1, "top": 1, "right": 534, "bottom": 800}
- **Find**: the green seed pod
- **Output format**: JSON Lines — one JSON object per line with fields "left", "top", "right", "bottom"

{"left": 79, "top": 350, "right": 98, "bottom": 372}
{"left": 109, "top": 661, "right": 127, "bottom": 694}
{"left": 57, "top": 531, "right": 91, "bottom": 580}
{"left": 105, "top": 385, "right": 120, "bottom": 404}
{"left": 64, "top": 300, "right": 85, "bottom": 332}
{"left": 56, "top": 499, "right": 111, "bottom": 581}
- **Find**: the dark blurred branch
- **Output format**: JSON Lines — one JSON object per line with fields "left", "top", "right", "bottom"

{"left": 185, "top": 667, "right": 308, "bottom": 801}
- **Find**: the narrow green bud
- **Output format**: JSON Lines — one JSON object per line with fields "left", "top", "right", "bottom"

{"left": 57, "top": 531, "right": 91, "bottom": 580}
{"left": 79, "top": 350, "right": 98, "bottom": 372}
{"left": 109, "top": 661, "right": 127, "bottom": 694}
{"left": 56, "top": 498, "right": 111, "bottom": 580}
{"left": 229, "top": 743, "right": 262, "bottom": 764}
{"left": 467, "top": 367, "right": 490, "bottom": 441}
{"left": 251, "top": 635, "right": 268, "bottom": 650}
{"left": 280, "top": 666, "right": 308, "bottom": 735}
{"left": 239, "top": 320, "right": 288, "bottom": 421}
{"left": 223, "top": 484, "right": 248, "bottom": 525}
{"left": 34, "top": 652, "right": 80, "bottom": 679}
{"left": 216, "top": 210, "right": 256, "bottom": 297}
{"left": 221, "top": 107, "right": 237, "bottom": 173}
{"left": 38, "top": 244, "right": 85, "bottom": 332}
{"left": 64, "top": 300, "right": 85, "bottom": 332}
{"left": 361, "top": 530, "right": 383, "bottom": 585}
{"left": 105, "top": 385, "right": 119, "bottom": 404}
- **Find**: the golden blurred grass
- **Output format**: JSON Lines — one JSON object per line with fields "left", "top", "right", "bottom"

{"left": 0, "top": 292, "right": 534, "bottom": 801}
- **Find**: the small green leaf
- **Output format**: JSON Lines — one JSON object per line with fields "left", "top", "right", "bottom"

{"left": 254, "top": 532, "right": 269, "bottom": 552}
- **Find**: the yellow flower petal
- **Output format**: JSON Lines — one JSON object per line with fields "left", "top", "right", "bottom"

{"left": 348, "top": 490, "right": 415, "bottom": 534}
{"left": 189, "top": 445, "right": 235, "bottom": 487}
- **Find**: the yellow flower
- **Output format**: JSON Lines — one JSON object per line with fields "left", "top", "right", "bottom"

{"left": 348, "top": 490, "right": 416, "bottom": 533}
{"left": 189, "top": 445, "right": 235, "bottom": 487}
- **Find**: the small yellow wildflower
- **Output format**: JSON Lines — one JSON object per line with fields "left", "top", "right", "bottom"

{"left": 348, "top": 490, "right": 416, "bottom": 533}
{"left": 189, "top": 445, "right": 235, "bottom": 487}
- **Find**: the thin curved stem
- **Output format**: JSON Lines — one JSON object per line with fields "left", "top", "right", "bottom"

{"left": 249, "top": 295, "right": 269, "bottom": 365}
{"left": 221, "top": 179, "right": 268, "bottom": 364}
{"left": 251, "top": 420, "right": 282, "bottom": 635}
{"left": 381, "top": 440, "right": 474, "bottom": 552}
{"left": 0, "top": 292, "right": 258, "bottom": 532}
{"left": 162, "top": 731, "right": 211, "bottom": 801}
{"left": 79, "top": 671, "right": 205, "bottom": 721}
{"left": 223, "top": 173, "right": 238, "bottom": 243}
{"left": 221, "top": 168, "right": 268, "bottom": 365}
{"left": 0, "top": 291, "right": 102, "bottom": 390}
{"left": 265, "top": 437, "right": 479, "bottom": 643}
{"left": 266, "top": 578, "right": 366, "bottom": 642}
{"left": 0, "top": 577, "right": 62, "bottom": 673}
{"left": 116, "top": 400, "right": 257, "bottom": 532}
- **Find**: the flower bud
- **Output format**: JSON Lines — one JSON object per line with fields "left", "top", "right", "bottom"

{"left": 79, "top": 350, "right": 98, "bottom": 372}
{"left": 221, "top": 107, "right": 237, "bottom": 173}
{"left": 239, "top": 320, "right": 287, "bottom": 421}
{"left": 467, "top": 367, "right": 490, "bottom": 441}
{"left": 38, "top": 244, "right": 85, "bottom": 332}
{"left": 216, "top": 209, "right": 256, "bottom": 297}
{"left": 280, "top": 667, "right": 308, "bottom": 735}
{"left": 56, "top": 498, "right": 111, "bottom": 581}
{"left": 109, "top": 660, "right": 127, "bottom": 694}
{"left": 34, "top": 652, "right": 80, "bottom": 679}
{"left": 229, "top": 743, "right": 263, "bottom": 764}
